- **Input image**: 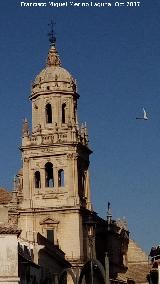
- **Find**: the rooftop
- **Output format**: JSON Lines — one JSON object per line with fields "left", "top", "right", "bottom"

{"left": 0, "top": 188, "right": 12, "bottom": 204}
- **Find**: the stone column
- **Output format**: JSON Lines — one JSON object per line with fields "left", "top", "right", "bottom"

{"left": 23, "top": 157, "right": 30, "bottom": 200}
{"left": 73, "top": 154, "right": 79, "bottom": 204}
{"left": 66, "top": 154, "right": 74, "bottom": 198}
{"left": 41, "top": 166, "right": 46, "bottom": 189}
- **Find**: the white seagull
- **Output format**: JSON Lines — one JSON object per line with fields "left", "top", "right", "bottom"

{"left": 136, "top": 108, "right": 148, "bottom": 120}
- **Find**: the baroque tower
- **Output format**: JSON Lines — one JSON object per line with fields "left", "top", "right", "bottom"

{"left": 16, "top": 38, "right": 93, "bottom": 266}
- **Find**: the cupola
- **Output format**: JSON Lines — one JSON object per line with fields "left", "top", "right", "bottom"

{"left": 30, "top": 44, "right": 77, "bottom": 99}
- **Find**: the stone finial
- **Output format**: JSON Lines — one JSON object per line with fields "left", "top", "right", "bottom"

{"left": 84, "top": 122, "right": 88, "bottom": 135}
{"left": 81, "top": 123, "right": 84, "bottom": 134}
{"left": 116, "top": 217, "right": 128, "bottom": 231}
{"left": 84, "top": 122, "right": 89, "bottom": 143}
{"left": 10, "top": 176, "right": 18, "bottom": 209}
{"left": 71, "top": 79, "right": 77, "bottom": 92}
{"left": 22, "top": 118, "right": 29, "bottom": 137}
{"left": 107, "top": 202, "right": 112, "bottom": 224}
{"left": 47, "top": 46, "right": 61, "bottom": 67}
{"left": 13, "top": 176, "right": 16, "bottom": 191}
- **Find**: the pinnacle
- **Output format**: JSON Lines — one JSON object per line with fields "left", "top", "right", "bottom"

{"left": 46, "top": 45, "right": 61, "bottom": 67}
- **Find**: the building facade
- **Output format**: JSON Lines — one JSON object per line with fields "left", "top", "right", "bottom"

{"left": 0, "top": 37, "right": 132, "bottom": 283}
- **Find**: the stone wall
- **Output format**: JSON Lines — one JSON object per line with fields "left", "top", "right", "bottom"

{"left": 0, "top": 234, "right": 19, "bottom": 284}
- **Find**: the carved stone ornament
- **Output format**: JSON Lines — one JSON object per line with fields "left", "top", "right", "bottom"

{"left": 71, "top": 79, "right": 77, "bottom": 92}
{"left": 40, "top": 217, "right": 59, "bottom": 225}
{"left": 47, "top": 46, "right": 61, "bottom": 67}
{"left": 41, "top": 148, "right": 54, "bottom": 153}
{"left": 67, "top": 153, "right": 73, "bottom": 160}
{"left": 8, "top": 215, "right": 18, "bottom": 226}
{"left": 34, "top": 103, "right": 38, "bottom": 109}
{"left": 33, "top": 124, "right": 41, "bottom": 134}
{"left": 67, "top": 153, "right": 78, "bottom": 160}
{"left": 24, "top": 157, "right": 29, "bottom": 163}
{"left": 62, "top": 99, "right": 69, "bottom": 105}
{"left": 22, "top": 119, "right": 29, "bottom": 137}
{"left": 73, "top": 153, "right": 79, "bottom": 160}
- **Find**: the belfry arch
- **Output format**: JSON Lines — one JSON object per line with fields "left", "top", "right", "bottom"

{"left": 46, "top": 103, "right": 52, "bottom": 123}
{"left": 45, "top": 162, "right": 54, "bottom": 187}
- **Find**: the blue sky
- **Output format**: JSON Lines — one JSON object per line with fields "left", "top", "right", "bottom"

{"left": 1, "top": 0, "right": 160, "bottom": 252}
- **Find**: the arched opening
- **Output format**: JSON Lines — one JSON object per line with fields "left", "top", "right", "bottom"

{"left": 58, "top": 169, "right": 64, "bottom": 187}
{"left": 45, "top": 162, "right": 54, "bottom": 187}
{"left": 59, "top": 268, "right": 77, "bottom": 284}
{"left": 78, "top": 168, "right": 85, "bottom": 197}
{"left": 78, "top": 259, "right": 105, "bottom": 284}
{"left": 35, "top": 171, "right": 41, "bottom": 188}
{"left": 62, "top": 103, "right": 66, "bottom": 123}
{"left": 46, "top": 103, "right": 52, "bottom": 123}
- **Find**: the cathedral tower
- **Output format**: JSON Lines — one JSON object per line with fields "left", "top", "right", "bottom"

{"left": 17, "top": 37, "right": 93, "bottom": 265}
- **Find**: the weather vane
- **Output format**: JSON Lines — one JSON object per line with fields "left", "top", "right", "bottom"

{"left": 48, "top": 20, "right": 56, "bottom": 46}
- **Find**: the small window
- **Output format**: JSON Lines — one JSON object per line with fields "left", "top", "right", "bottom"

{"left": 58, "top": 169, "right": 64, "bottom": 187}
{"left": 35, "top": 171, "right": 41, "bottom": 188}
{"left": 62, "top": 103, "right": 66, "bottom": 123}
{"left": 47, "top": 229, "right": 54, "bottom": 243}
{"left": 45, "top": 162, "right": 54, "bottom": 187}
{"left": 46, "top": 103, "right": 52, "bottom": 123}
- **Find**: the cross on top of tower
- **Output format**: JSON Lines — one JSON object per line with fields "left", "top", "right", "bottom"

{"left": 48, "top": 20, "right": 56, "bottom": 46}
{"left": 46, "top": 20, "right": 61, "bottom": 67}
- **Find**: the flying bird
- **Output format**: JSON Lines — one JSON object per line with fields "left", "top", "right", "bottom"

{"left": 136, "top": 108, "right": 148, "bottom": 120}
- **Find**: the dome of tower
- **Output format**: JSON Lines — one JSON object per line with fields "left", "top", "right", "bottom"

{"left": 34, "top": 65, "right": 74, "bottom": 85}
{"left": 31, "top": 45, "right": 77, "bottom": 95}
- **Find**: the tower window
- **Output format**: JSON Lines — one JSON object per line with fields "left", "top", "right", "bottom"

{"left": 47, "top": 229, "right": 54, "bottom": 243}
{"left": 58, "top": 169, "right": 64, "bottom": 187}
{"left": 46, "top": 103, "right": 52, "bottom": 123}
{"left": 78, "top": 167, "right": 86, "bottom": 198}
{"left": 35, "top": 171, "right": 41, "bottom": 188}
{"left": 45, "top": 162, "right": 54, "bottom": 187}
{"left": 62, "top": 103, "right": 66, "bottom": 123}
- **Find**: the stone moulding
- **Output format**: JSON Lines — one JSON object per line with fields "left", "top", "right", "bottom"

{"left": 39, "top": 217, "right": 59, "bottom": 225}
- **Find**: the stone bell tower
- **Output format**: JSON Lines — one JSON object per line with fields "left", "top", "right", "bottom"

{"left": 17, "top": 34, "right": 93, "bottom": 265}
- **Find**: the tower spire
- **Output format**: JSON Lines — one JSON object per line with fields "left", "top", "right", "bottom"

{"left": 48, "top": 20, "right": 56, "bottom": 46}
{"left": 46, "top": 20, "right": 61, "bottom": 67}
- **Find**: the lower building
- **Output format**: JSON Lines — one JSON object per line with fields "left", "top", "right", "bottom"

{"left": 118, "top": 239, "right": 149, "bottom": 284}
